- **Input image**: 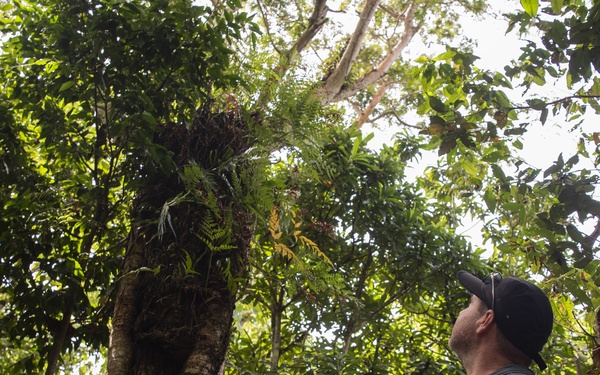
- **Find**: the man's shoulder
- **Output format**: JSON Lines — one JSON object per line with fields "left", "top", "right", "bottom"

{"left": 489, "top": 365, "right": 535, "bottom": 375}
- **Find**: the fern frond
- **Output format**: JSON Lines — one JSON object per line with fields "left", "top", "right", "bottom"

{"left": 274, "top": 243, "right": 301, "bottom": 266}
{"left": 196, "top": 215, "right": 236, "bottom": 252}
{"left": 181, "top": 162, "right": 217, "bottom": 193}
{"left": 268, "top": 206, "right": 281, "bottom": 238}
{"left": 298, "top": 235, "right": 333, "bottom": 267}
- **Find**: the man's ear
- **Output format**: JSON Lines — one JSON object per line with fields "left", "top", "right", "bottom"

{"left": 475, "top": 310, "right": 495, "bottom": 334}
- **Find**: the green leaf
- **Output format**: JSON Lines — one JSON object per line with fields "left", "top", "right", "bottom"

{"left": 566, "top": 224, "right": 586, "bottom": 243}
{"left": 142, "top": 111, "right": 157, "bottom": 125}
{"left": 483, "top": 189, "right": 497, "bottom": 213}
{"left": 429, "top": 96, "right": 447, "bottom": 113}
{"left": 491, "top": 164, "right": 506, "bottom": 180}
{"left": 526, "top": 99, "right": 547, "bottom": 110}
{"left": 513, "top": 139, "right": 523, "bottom": 150}
{"left": 544, "top": 163, "right": 562, "bottom": 177}
{"left": 59, "top": 81, "right": 76, "bottom": 92}
{"left": 550, "top": 0, "right": 563, "bottom": 14}
{"left": 540, "top": 108, "right": 548, "bottom": 125}
{"left": 493, "top": 90, "right": 512, "bottom": 109}
{"left": 521, "top": 0, "right": 539, "bottom": 16}
{"left": 351, "top": 136, "right": 360, "bottom": 157}
{"left": 461, "top": 159, "right": 478, "bottom": 177}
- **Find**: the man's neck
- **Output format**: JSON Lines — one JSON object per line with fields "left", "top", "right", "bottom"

{"left": 462, "top": 350, "right": 516, "bottom": 375}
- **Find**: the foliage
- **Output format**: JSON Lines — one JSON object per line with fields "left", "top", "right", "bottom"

{"left": 412, "top": 1, "right": 600, "bottom": 372}
{"left": 228, "top": 126, "right": 487, "bottom": 374}
{"left": 2, "top": 0, "right": 600, "bottom": 373}
{"left": 0, "top": 0, "right": 256, "bottom": 373}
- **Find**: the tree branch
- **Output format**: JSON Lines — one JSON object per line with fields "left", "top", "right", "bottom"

{"left": 287, "top": 0, "right": 329, "bottom": 57}
{"left": 106, "top": 229, "right": 146, "bottom": 375}
{"left": 256, "top": 0, "right": 282, "bottom": 55}
{"left": 368, "top": 108, "right": 420, "bottom": 128}
{"left": 356, "top": 80, "right": 392, "bottom": 128}
{"left": 341, "top": 251, "right": 373, "bottom": 356}
{"left": 258, "top": 0, "right": 329, "bottom": 107}
{"left": 329, "top": 2, "right": 420, "bottom": 103}
{"left": 44, "top": 294, "right": 75, "bottom": 375}
{"left": 510, "top": 95, "right": 600, "bottom": 111}
{"left": 323, "top": 0, "right": 381, "bottom": 103}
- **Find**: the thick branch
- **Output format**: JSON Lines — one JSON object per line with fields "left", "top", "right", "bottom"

{"left": 328, "top": 2, "right": 420, "bottom": 103}
{"left": 270, "top": 285, "right": 286, "bottom": 372}
{"left": 258, "top": 0, "right": 329, "bottom": 107}
{"left": 356, "top": 80, "right": 392, "bottom": 128}
{"left": 323, "top": 0, "right": 381, "bottom": 103}
{"left": 287, "top": 0, "right": 329, "bottom": 58}
{"left": 44, "top": 295, "right": 75, "bottom": 375}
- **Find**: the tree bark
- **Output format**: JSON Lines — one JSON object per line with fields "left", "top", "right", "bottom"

{"left": 288, "top": 0, "right": 329, "bottom": 58}
{"left": 107, "top": 229, "right": 146, "bottom": 375}
{"left": 328, "top": 2, "right": 419, "bottom": 103}
{"left": 44, "top": 295, "right": 74, "bottom": 375}
{"left": 323, "top": 0, "right": 381, "bottom": 103}
{"left": 107, "top": 109, "right": 255, "bottom": 375}
{"left": 258, "top": 0, "right": 330, "bottom": 106}
{"left": 269, "top": 286, "right": 285, "bottom": 372}
{"left": 356, "top": 81, "right": 392, "bottom": 128}
{"left": 179, "top": 289, "right": 235, "bottom": 375}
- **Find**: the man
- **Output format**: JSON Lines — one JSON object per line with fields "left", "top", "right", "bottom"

{"left": 449, "top": 271, "right": 554, "bottom": 375}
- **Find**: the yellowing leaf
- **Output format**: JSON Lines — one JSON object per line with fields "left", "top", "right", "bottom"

{"left": 269, "top": 206, "right": 280, "bottom": 231}
{"left": 461, "top": 160, "right": 478, "bottom": 177}
{"left": 274, "top": 243, "right": 299, "bottom": 263}
{"left": 268, "top": 228, "right": 282, "bottom": 240}
{"left": 299, "top": 236, "right": 333, "bottom": 267}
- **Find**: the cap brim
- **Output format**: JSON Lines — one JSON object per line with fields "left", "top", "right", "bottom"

{"left": 457, "top": 270, "right": 486, "bottom": 302}
{"left": 531, "top": 350, "right": 547, "bottom": 370}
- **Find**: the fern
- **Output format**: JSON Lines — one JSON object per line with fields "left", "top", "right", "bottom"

{"left": 267, "top": 206, "right": 332, "bottom": 268}
{"left": 297, "top": 235, "right": 333, "bottom": 267}
{"left": 181, "top": 162, "right": 217, "bottom": 193}
{"left": 181, "top": 250, "right": 200, "bottom": 277}
{"left": 274, "top": 243, "right": 301, "bottom": 265}
{"left": 195, "top": 214, "right": 236, "bottom": 253}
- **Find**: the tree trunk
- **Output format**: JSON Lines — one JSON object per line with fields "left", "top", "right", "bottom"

{"left": 107, "top": 107, "right": 256, "bottom": 374}
{"left": 107, "top": 229, "right": 146, "bottom": 375}
{"left": 45, "top": 295, "right": 74, "bottom": 375}
{"left": 270, "top": 294, "right": 284, "bottom": 372}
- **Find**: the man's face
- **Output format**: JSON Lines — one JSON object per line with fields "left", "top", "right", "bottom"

{"left": 449, "top": 295, "right": 487, "bottom": 358}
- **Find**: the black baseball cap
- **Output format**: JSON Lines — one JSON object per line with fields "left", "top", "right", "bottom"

{"left": 457, "top": 270, "right": 554, "bottom": 370}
